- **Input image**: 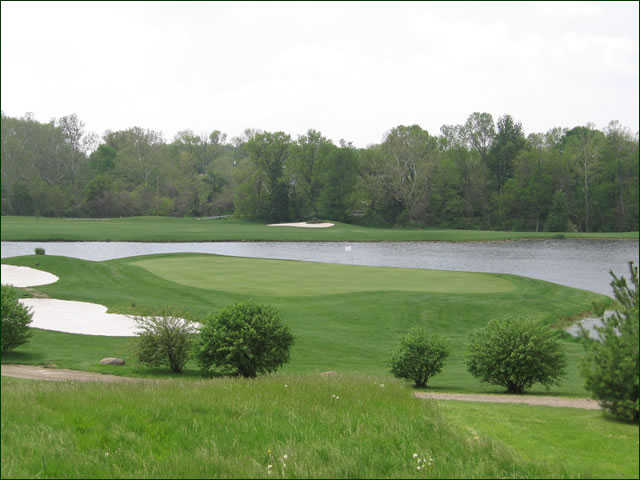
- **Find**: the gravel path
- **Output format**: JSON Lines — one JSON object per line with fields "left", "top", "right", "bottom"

{"left": 1, "top": 365, "right": 602, "bottom": 410}
{"left": 415, "top": 391, "right": 601, "bottom": 410}
{"left": 1, "top": 364, "right": 149, "bottom": 383}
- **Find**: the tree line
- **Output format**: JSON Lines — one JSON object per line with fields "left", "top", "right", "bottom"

{"left": 1, "top": 111, "right": 637, "bottom": 232}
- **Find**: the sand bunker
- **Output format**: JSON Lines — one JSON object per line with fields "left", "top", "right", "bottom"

{"left": 1, "top": 264, "right": 59, "bottom": 287}
{"left": 267, "top": 222, "right": 335, "bottom": 228}
{"left": 19, "top": 299, "right": 198, "bottom": 337}
{"left": 19, "top": 298, "right": 141, "bottom": 336}
{"left": 3, "top": 264, "right": 194, "bottom": 337}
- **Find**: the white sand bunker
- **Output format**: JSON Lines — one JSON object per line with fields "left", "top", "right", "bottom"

{"left": 267, "top": 222, "right": 335, "bottom": 228}
{"left": 19, "top": 299, "right": 199, "bottom": 337}
{"left": 19, "top": 299, "right": 140, "bottom": 336}
{"left": 2, "top": 264, "right": 59, "bottom": 287}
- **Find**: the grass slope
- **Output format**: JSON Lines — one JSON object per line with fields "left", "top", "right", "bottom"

{"left": 2, "top": 254, "right": 604, "bottom": 395}
{"left": 0, "top": 375, "right": 583, "bottom": 479}
{"left": 2, "top": 215, "right": 637, "bottom": 242}
{"left": 439, "top": 400, "right": 639, "bottom": 478}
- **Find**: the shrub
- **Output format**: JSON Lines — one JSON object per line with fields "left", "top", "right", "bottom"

{"left": 390, "top": 327, "right": 449, "bottom": 387}
{"left": 34, "top": 247, "right": 45, "bottom": 255}
{"left": 580, "top": 261, "right": 639, "bottom": 423}
{"left": 1, "top": 286, "right": 33, "bottom": 353}
{"left": 466, "top": 318, "right": 567, "bottom": 393}
{"left": 196, "top": 302, "right": 294, "bottom": 378}
{"left": 134, "top": 310, "right": 197, "bottom": 373}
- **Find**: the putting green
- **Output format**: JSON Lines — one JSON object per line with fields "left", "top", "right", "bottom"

{"left": 132, "top": 255, "right": 515, "bottom": 296}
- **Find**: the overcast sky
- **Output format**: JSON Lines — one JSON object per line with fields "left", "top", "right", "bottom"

{"left": 1, "top": 1, "right": 638, "bottom": 147}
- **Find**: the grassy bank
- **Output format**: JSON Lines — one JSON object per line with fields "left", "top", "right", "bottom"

{"left": 4, "top": 374, "right": 633, "bottom": 479}
{"left": 2, "top": 215, "right": 637, "bottom": 242}
{"left": 2, "top": 253, "right": 605, "bottom": 395}
{"left": 438, "top": 400, "right": 638, "bottom": 478}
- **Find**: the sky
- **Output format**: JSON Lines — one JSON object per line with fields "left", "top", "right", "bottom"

{"left": 1, "top": 1, "right": 638, "bottom": 147}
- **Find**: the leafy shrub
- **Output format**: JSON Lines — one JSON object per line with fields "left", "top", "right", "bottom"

{"left": 134, "top": 310, "right": 197, "bottom": 373}
{"left": 390, "top": 327, "right": 449, "bottom": 387}
{"left": 580, "top": 261, "right": 639, "bottom": 423}
{"left": 1, "top": 286, "right": 33, "bottom": 353}
{"left": 196, "top": 302, "right": 294, "bottom": 378}
{"left": 34, "top": 247, "right": 45, "bottom": 255}
{"left": 466, "top": 318, "right": 567, "bottom": 393}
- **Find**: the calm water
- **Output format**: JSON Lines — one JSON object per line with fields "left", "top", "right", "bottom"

{"left": 2, "top": 239, "right": 637, "bottom": 296}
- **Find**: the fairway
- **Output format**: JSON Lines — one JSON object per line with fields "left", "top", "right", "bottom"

{"left": 2, "top": 215, "right": 637, "bottom": 242}
{"left": 132, "top": 255, "right": 516, "bottom": 296}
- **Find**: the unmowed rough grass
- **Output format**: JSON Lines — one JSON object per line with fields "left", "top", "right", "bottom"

{"left": 1, "top": 215, "right": 637, "bottom": 242}
{"left": 1, "top": 375, "right": 562, "bottom": 479}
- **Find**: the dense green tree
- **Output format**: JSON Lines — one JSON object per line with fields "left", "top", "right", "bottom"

{"left": 1, "top": 111, "right": 637, "bottom": 232}
{"left": 560, "top": 125, "right": 605, "bottom": 232}
{"left": 463, "top": 112, "right": 496, "bottom": 162}
{"left": 289, "top": 129, "right": 333, "bottom": 219}
{"left": 239, "top": 131, "right": 292, "bottom": 222}
{"left": 487, "top": 115, "right": 526, "bottom": 193}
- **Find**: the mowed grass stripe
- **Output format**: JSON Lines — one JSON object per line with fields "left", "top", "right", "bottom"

{"left": 132, "top": 255, "right": 515, "bottom": 296}
{"left": 2, "top": 215, "right": 637, "bottom": 242}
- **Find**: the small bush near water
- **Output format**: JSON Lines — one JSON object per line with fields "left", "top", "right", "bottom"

{"left": 390, "top": 327, "right": 449, "bottom": 387}
{"left": 1, "top": 285, "right": 33, "bottom": 353}
{"left": 197, "top": 302, "right": 294, "bottom": 378}
{"left": 466, "top": 318, "right": 567, "bottom": 393}
{"left": 134, "top": 310, "right": 197, "bottom": 373}
{"left": 581, "top": 261, "right": 639, "bottom": 423}
{"left": 34, "top": 247, "right": 45, "bottom": 255}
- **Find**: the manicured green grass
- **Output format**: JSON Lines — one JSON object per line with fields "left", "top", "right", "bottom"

{"left": 1, "top": 375, "right": 578, "bottom": 479}
{"left": 437, "top": 400, "right": 639, "bottom": 478}
{"left": 132, "top": 255, "right": 515, "bottom": 296}
{"left": 2, "top": 215, "right": 637, "bottom": 242}
{"left": 2, "top": 254, "right": 604, "bottom": 395}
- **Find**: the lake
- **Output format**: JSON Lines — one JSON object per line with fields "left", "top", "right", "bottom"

{"left": 2, "top": 239, "right": 638, "bottom": 297}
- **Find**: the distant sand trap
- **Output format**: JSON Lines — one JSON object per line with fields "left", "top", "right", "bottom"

{"left": 1, "top": 264, "right": 59, "bottom": 287}
{"left": 267, "top": 222, "right": 335, "bottom": 228}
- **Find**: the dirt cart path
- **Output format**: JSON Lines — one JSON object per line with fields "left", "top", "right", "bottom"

{"left": 415, "top": 391, "right": 601, "bottom": 410}
{"left": 1, "top": 364, "right": 148, "bottom": 383}
{"left": 1, "top": 365, "right": 601, "bottom": 410}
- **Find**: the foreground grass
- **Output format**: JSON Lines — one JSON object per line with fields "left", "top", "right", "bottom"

{"left": 2, "top": 215, "right": 637, "bottom": 242}
{"left": 2, "top": 254, "right": 606, "bottom": 395}
{"left": 0, "top": 375, "right": 591, "bottom": 479}
{"left": 438, "top": 400, "right": 639, "bottom": 478}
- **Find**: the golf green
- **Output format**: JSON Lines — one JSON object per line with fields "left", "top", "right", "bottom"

{"left": 132, "top": 255, "right": 516, "bottom": 296}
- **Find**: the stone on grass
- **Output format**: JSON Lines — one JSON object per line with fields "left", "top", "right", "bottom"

{"left": 100, "top": 357, "right": 125, "bottom": 365}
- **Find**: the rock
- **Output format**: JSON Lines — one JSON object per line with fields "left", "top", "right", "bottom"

{"left": 100, "top": 357, "right": 125, "bottom": 365}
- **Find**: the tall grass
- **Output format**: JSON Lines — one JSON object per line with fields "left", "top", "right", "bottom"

{"left": 1, "top": 375, "right": 566, "bottom": 479}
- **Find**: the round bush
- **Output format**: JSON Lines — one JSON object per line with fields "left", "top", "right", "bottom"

{"left": 390, "top": 327, "right": 449, "bottom": 387}
{"left": 1, "top": 286, "right": 33, "bottom": 353}
{"left": 580, "top": 262, "right": 638, "bottom": 423}
{"left": 196, "top": 302, "right": 294, "bottom": 378}
{"left": 466, "top": 318, "right": 567, "bottom": 394}
{"left": 134, "top": 310, "right": 197, "bottom": 373}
